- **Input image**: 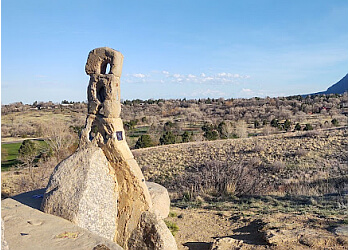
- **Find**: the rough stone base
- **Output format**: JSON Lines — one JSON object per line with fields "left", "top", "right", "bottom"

{"left": 41, "top": 145, "right": 118, "bottom": 241}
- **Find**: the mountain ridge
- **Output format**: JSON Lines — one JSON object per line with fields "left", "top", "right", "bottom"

{"left": 302, "top": 74, "right": 348, "bottom": 97}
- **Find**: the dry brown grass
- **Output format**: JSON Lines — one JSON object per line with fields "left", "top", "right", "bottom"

{"left": 133, "top": 128, "right": 348, "bottom": 197}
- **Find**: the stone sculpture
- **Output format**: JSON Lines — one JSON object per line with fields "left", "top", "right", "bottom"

{"left": 41, "top": 47, "right": 177, "bottom": 249}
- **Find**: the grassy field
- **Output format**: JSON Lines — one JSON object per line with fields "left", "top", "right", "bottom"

{"left": 1, "top": 142, "right": 22, "bottom": 171}
{"left": 1, "top": 140, "right": 49, "bottom": 171}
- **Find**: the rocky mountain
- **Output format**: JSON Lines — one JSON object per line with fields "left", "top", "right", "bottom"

{"left": 303, "top": 74, "right": 348, "bottom": 97}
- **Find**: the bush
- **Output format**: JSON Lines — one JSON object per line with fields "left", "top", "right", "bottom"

{"left": 283, "top": 119, "right": 291, "bottom": 131}
{"left": 18, "top": 140, "right": 40, "bottom": 158}
{"left": 304, "top": 123, "right": 313, "bottom": 131}
{"left": 177, "top": 160, "right": 263, "bottom": 197}
{"left": 295, "top": 123, "right": 302, "bottom": 131}
{"left": 270, "top": 119, "right": 279, "bottom": 128}
{"left": 331, "top": 118, "right": 339, "bottom": 126}
{"left": 254, "top": 120, "right": 260, "bottom": 129}
{"left": 135, "top": 134, "right": 153, "bottom": 149}
{"left": 203, "top": 130, "right": 219, "bottom": 140}
{"left": 159, "top": 131, "right": 176, "bottom": 145}
{"left": 202, "top": 122, "right": 219, "bottom": 140}
{"left": 181, "top": 131, "right": 191, "bottom": 143}
{"left": 164, "top": 221, "right": 179, "bottom": 236}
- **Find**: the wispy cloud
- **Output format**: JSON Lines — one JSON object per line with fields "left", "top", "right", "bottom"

{"left": 124, "top": 71, "right": 250, "bottom": 85}
{"left": 186, "top": 88, "right": 227, "bottom": 98}
{"left": 132, "top": 73, "right": 146, "bottom": 78}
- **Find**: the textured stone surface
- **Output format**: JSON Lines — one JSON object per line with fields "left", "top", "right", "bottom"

{"left": 41, "top": 145, "right": 118, "bottom": 241}
{"left": 2, "top": 197, "right": 123, "bottom": 250}
{"left": 1, "top": 219, "right": 9, "bottom": 250}
{"left": 128, "top": 212, "right": 178, "bottom": 250}
{"left": 210, "top": 237, "right": 244, "bottom": 250}
{"left": 146, "top": 182, "right": 170, "bottom": 219}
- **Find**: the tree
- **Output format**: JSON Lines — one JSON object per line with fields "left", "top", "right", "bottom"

{"left": 18, "top": 140, "right": 39, "bottom": 159}
{"left": 202, "top": 122, "right": 219, "bottom": 140}
{"left": 163, "top": 121, "right": 175, "bottom": 131}
{"left": 204, "top": 129, "right": 219, "bottom": 140}
{"left": 135, "top": 134, "right": 153, "bottom": 149}
{"left": 181, "top": 131, "right": 191, "bottom": 143}
{"left": 331, "top": 118, "right": 339, "bottom": 126}
{"left": 217, "top": 121, "right": 232, "bottom": 138}
{"left": 270, "top": 119, "right": 279, "bottom": 128}
{"left": 304, "top": 123, "right": 313, "bottom": 131}
{"left": 159, "top": 131, "right": 176, "bottom": 145}
{"left": 295, "top": 123, "right": 302, "bottom": 131}
{"left": 254, "top": 120, "right": 260, "bottom": 129}
{"left": 283, "top": 119, "right": 291, "bottom": 131}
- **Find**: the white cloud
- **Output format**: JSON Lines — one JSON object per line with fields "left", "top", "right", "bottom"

{"left": 217, "top": 72, "right": 227, "bottom": 77}
{"left": 241, "top": 88, "right": 252, "bottom": 93}
{"left": 124, "top": 70, "right": 251, "bottom": 86}
{"left": 132, "top": 73, "right": 146, "bottom": 78}
{"left": 187, "top": 88, "right": 227, "bottom": 97}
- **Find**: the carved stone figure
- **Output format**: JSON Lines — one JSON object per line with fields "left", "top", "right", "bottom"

{"left": 41, "top": 47, "right": 177, "bottom": 249}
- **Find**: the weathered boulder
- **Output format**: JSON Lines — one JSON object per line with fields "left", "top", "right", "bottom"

{"left": 41, "top": 145, "right": 118, "bottom": 241}
{"left": 146, "top": 181, "right": 170, "bottom": 219}
{"left": 128, "top": 212, "right": 178, "bottom": 250}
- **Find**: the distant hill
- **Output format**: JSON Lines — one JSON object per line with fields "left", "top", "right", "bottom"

{"left": 303, "top": 74, "right": 348, "bottom": 97}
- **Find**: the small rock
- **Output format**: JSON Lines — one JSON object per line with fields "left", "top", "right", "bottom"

{"left": 146, "top": 181, "right": 170, "bottom": 219}
{"left": 332, "top": 226, "right": 348, "bottom": 236}
{"left": 210, "top": 237, "right": 244, "bottom": 250}
{"left": 93, "top": 244, "right": 111, "bottom": 250}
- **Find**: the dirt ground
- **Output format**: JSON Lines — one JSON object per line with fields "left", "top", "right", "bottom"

{"left": 166, "top": 206, "right": 347, "bottom": 250}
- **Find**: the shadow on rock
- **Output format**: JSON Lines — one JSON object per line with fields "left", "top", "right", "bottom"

{"left": 11, "top": 188, "right": 45, "bottom": 210}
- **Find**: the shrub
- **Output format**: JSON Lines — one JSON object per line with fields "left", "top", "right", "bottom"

{"left": 295, "top": 123, "right": 302, "bottom": 131}
{"left": 331, "top": 118, "right": 339, "bottom": 126}
{"left": 135, "top": 134, "right": 153, "bottom": 149}
{"left": 304, "top": 123, "right": 313, "bottom": 131}
{"left": 254, "top": 120, "right": 260, "bottom": 129}
{"left": 159, "top": 131, "right": 176, "bottom": 145}
{"left": 181, "top": 131, "right": 191, "bottom": 143}
{"left": 204, "top": 130, "right": 219, "bottom": 140}
{"left": 177, "top": 160, "right": 263, "bottom": 196}
{"left": 270, "top": 119, "right": 279, "bottom": 128}
{"left": 202, "top": 122, "right": 219, "bottom": 140}
{"left": 18, "top": 140, "right": 40, "bottom": 158}
{"left": 283, "top": 119, "right": 292, "bottom": 131}
{"left": 164, "top": 221, "right": 179, "bottom": 236}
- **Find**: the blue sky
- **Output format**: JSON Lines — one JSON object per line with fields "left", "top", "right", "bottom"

{"left": 2, "top": 0, "right": 348, "bottom": 104}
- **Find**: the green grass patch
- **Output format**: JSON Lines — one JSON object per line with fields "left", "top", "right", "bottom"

{"left": 1, "top": 140, "right": 49, "bottom": 171}
{"left": 127, "top": 126, "right": 149, "bottom": 138}
{"left": 164, "top": 220, "right": 179, "bottom": 236}
{"left": 1, "top": 142, "right": 22, "bottom": 171}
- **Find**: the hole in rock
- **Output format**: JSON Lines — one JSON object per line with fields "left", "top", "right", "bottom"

{"left": 100, "top": 61, "right": 111, "bottom": 74}
{"left": 97, "top": 86, "right": 107, "bottom": 103}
